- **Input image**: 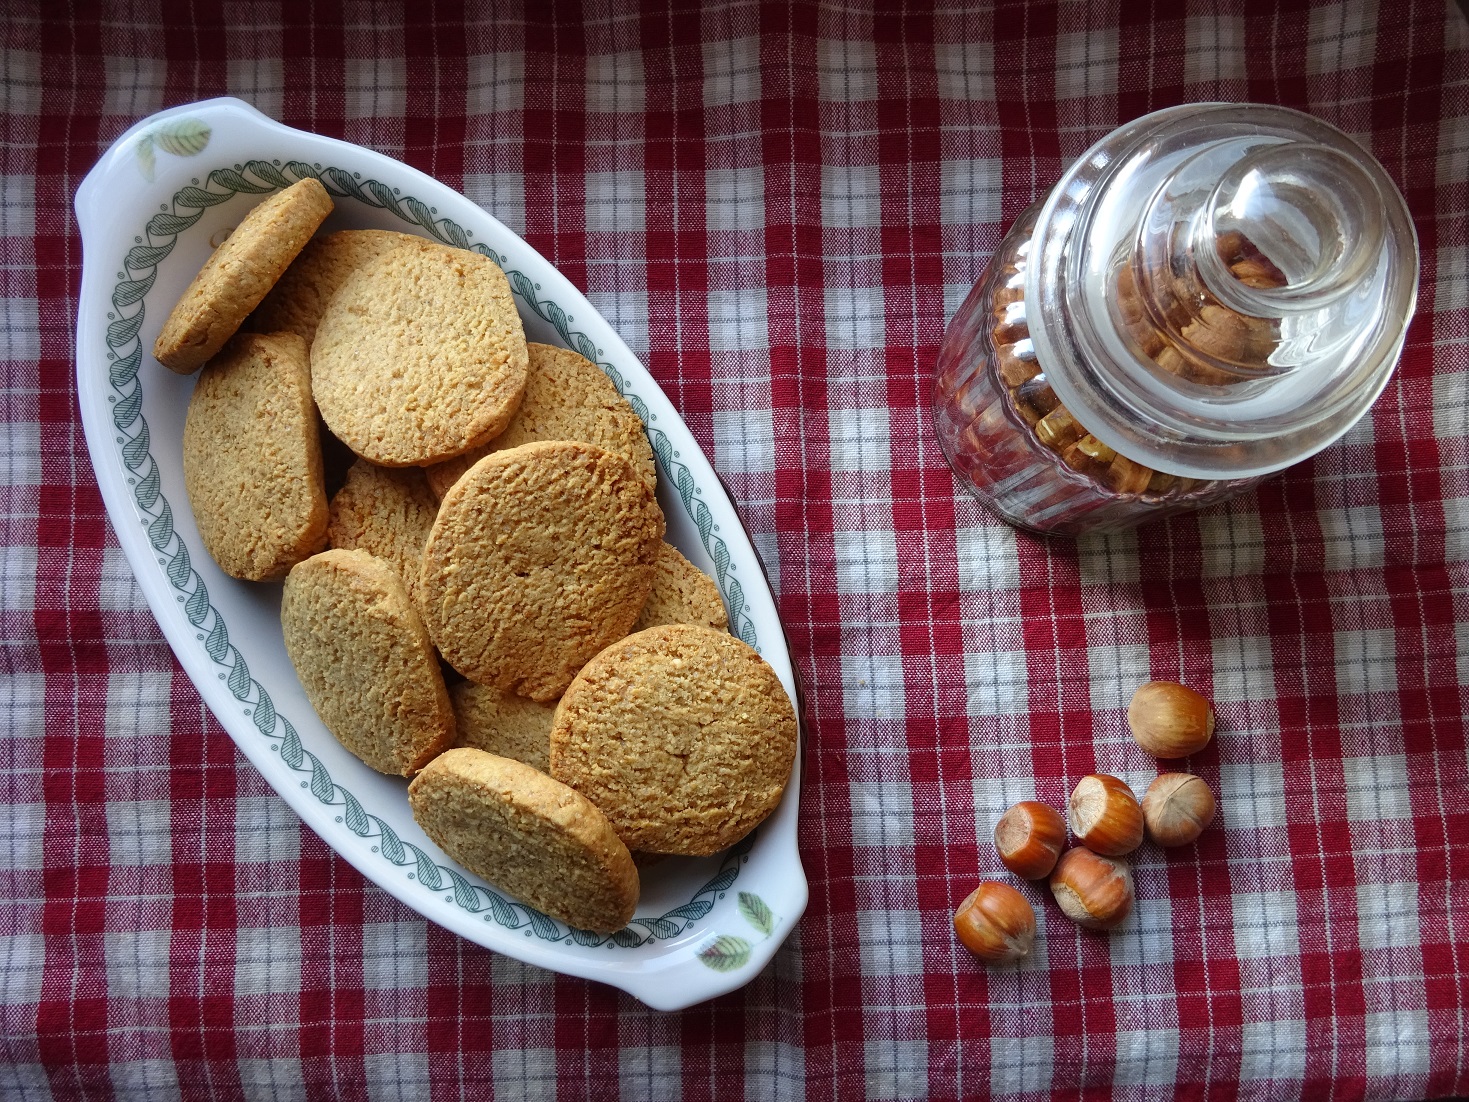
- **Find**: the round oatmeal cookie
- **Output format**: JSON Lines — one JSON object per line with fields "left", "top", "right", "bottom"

{"left": 425, "top": 342, "right": 656, "bottom": 500}
{"left": 631, "top": 542, "right": 729, "bottom": 633}
{"left": 182, "top": 331, "right": 328, "bottom": 581}
{"left": 408, "top": 747, "right": 638, "bottom": 933}
{"left": 450, "top": 681, "right": 555, "bottom": 773}
{"left": 248, "top": 228, "right": 419, "bottom": 344}
{"left": 154, "top": 177, "right": 333, "bottom": 373}
{"left": 310, "top": 238, "right": 529, "bottom": 466}
{"left": 327, "top": 458, "right": 440, "bottom": 607}
{"left": 419, "top": 440, "right": 664, "bottom": 701}
{"left": 281, "top": 548, "right": 454, "bottom": 778}
{"left": 549, "top": 624, "right": 798, "bottom": 856}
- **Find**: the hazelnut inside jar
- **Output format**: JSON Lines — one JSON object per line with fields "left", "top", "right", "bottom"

{"left": 933, "top": 104, "right": 1418, "bottom": 536}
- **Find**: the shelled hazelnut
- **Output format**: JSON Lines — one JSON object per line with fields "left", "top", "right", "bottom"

{"left": 1127, "top": 681, "right": 1215, "bottom": 758}
{"left": 1141, "top": 773, "right": 1217, "bottom": 847}
{"left": 1067, "top": 774, "right": 1144, "bottom": 856}
{"left": 994, "top": 801, "right": 1068, "bottom": 880}
{"left": 953, "top": 882, "right": 1037, "bottom": 964}
{"left": 1049, "top": 847, "right": 1134, "bottom": 930}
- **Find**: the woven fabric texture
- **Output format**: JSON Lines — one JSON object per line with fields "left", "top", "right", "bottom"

{"left": 2, "top": 2, "right": 1467, "bottom": 1099}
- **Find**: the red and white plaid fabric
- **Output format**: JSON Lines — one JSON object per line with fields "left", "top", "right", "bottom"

{"left": 3, "top": 2, "right": 1466, "bottom": 1098}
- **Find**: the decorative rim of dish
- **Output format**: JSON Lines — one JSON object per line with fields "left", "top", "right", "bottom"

{"left": 97, "top": 151, "right": 772, "bottom": 954}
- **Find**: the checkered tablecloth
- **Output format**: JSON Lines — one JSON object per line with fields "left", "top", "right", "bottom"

{"left": 3, "top": 2, "right": 1467, "bottom": 1099}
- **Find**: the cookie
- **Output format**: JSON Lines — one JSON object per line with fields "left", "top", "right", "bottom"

{"left": 326, "top": 459, "right": 440, "bottom": 606}
{"left": 249, "top": 228, "right": 419, "bottom": 344}
{"left": 632, "top": 542, "right": 729, "bottom": 633}
{"left": 155, "top": 177, "right": 333, "bottom": 373}
{"left": 281, "top": 548, "right": 454, "bottom": 777}
{"left": 181, "top": 331, "right": 328, "bottom": 580}
{"left": 424, "top": 343, "right": 656, "bottom": 500}
{"left": 418, "top": 440, "right": 664, "bottom": 701}
{"left": 407, "top": 747, "right": 638, "bottom": 933}
{"left": 549, "top": 624, "right": 798, "bottom": 856}
{"left": 310, "top": 238, "right": 529, "bottom": 466}
{"left": 450, "top": 682, "right": 555, "bottom": 773}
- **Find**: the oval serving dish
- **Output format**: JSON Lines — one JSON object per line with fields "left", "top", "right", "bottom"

{"left": 74, "top": 97, "right": 805, "bottom": 1011}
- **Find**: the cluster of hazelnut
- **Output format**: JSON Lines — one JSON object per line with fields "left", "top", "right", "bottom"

{"left": 953, "top": 681, "right": 1220, "bottom": 964}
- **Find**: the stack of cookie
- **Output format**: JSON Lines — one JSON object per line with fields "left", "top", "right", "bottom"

{"left": 157, "top": 181, "right": 798, "bottom": 935}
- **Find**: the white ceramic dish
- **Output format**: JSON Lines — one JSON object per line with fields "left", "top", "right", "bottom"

{"left": 74, "top": 97, "right": 805, "bottom": 1011}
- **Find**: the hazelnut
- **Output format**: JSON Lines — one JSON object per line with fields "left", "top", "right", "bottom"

{"left": 1142, "top": 773, "right": 1217, "bottom": 847}
{"left": 1049, "top": 847, "right": 1134, "bottom": 930}
{"left": 1127, "top": 681, "right": 1215, "bottom": 758}
{"left": 1067, "top": 774, "right": 1144, "bottom": 856}
{"left": 994, "top": 801, "right": 1067, "bottom": 879}
{"left": 953, "top": 881, "right": 1036, "bottom": 964}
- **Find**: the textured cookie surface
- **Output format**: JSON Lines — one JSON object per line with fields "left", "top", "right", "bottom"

{"left": 327, "top": 459, "right": 440, "bottom": 606}
{"left": 281, "top": 549, "right": 454, "bottom": 777}
{"left": 155, "top": 177, "right": 333, "bottom": 373}
{"left": 451, "top": 682, "right": 555, "bottom": 773}
{"left": 549, "top": 624, "right": 798, "bottom": 856}
{"left": 407, "top": 747, "right": 638, "bottom": 933}
{"left": 311, "top": 239, "right": 529, "bottom": 466}
{"left": 249, "top": 229, "right": 418, "bottom": 344}
{"left": 632, "top": 542, "right": 729, "bottom": 633}
{"left": 182, "top": 331, "right": 328, "bottom": 581}
{"left": 425, "top": 343, "right": 656, "bottom": 500}
{"left": 419, "top": 440, "right": 665, "bottom": 701}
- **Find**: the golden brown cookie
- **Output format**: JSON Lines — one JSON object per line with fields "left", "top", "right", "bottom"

{"left": 281, "top": 548, "right": 454, "bottom": 777}
{"left": 424, "top": 343, "right": 656, "bottom": 500}
{"left": 248, "top": 228, "right": 419, "bottom": 344}
{"left": 549, "top": 624, "right": 798, "bottom": 856}
{"left": 310, "top": 239, "right": 529, "bottom": 466}
{"left": 450, "top": 682, "right": 555, "bottom": 773}
{"left": 326, "top": 459, "right": 440, "bottom": 607}
{"left": 155, "top": 177, "right": 333, "bottom": 373}
{"left": 631, "top": 542, "right": 729, "bottom": 633}
{"left": 407, "top": 747, "right": 639, "bottom": 933}
{"left": 418, "top": 440, "right": 665, "bottom": 701}
{"left": 181, "top": 331, "right": 328, "bottom": 581}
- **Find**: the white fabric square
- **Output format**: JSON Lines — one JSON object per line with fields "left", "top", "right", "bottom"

{"left": 934, "top": 40, "right": 994, "bottom": 103}
{"left": 0, "top": 173, "right": 36, "bottom": 238}
{"left": 1365, "top": 1006, "right": 1432, "bottom": 1082}
{"left": 707, "top": 288, "right": 767, "bottom": 351}
{"left": 1344, "top": 752, "right": 1413, "bottom": 822}
{"left": 467, "top": 51, "right": 525, "bottom": 115}
{"left": 226, "top": 57, "right": 284, "bottom": 119}
{"left": 1112, "top": 1028, "right": 1179, "bottom": 1087}
{"left": 863, "top": 1038, "right": 928, "bottom": 1101}
{"left": 712, "top": 407, "right": 774, "bottom": 476}
{"left": 494, "top": 1049, "right": 559, "bottom": 1095}
{"left": 990, "top": 1032, "right": 1053, "bottom": 1095}
{"left": 234, "top": 926, "right": 303, "bottom": 996}
{"left": 703, "top": 37, "right": 760, "bottom": 106}
{"left": 346, "top": 56, "right": 406, "bottom": 121}
{"left": 817, "top": 38, "right": 876, "bottom": 102}
{"left": 856, "top": 909, "right": 925, "bottom": 979}
{"left": 586, "top": 290, "right": 648, "bottom": 357}
{"left": 1, "top": 296, "right": 39, "bottom": 365}
{"left": 105, "top": 798, "right": 173, "bottom": 867}
{"left": 1240, "top": 1017, "right": 1306, "bottom": 1084}
{"left": 705, "top": 167, "right": 764, "bottom": 234}
{"left": 841, "top": 652, "right": 905, "bottom": 720}
{"left": 584, "top": 171, "right": 645, "bottom": 233}
{"left": 939, "top": 159, "right": 1003, "bottom": 229}
{"left": 1184, "top": 16, "right": 1247, "bottom": 85}
{"left": 0, "top": 932, "right": 43, "bottom": 1006}
{"left": 1357, "top": 879, "right": 1420, "bottom": 952}
{"left": 1319, "top": 505, "right": 1386, "bottom": 571}
{"left": 848, "top": 782, "right": 915, "bottom": 850}
{"left": 834, "top": 529, "right": 897, "bottom": 594}
{"left": 0, "top": 1065, "right": 50, "bottom": 1099}
{"left": 237, "top": 1060, "right": 304, "bottom": 1102}
{"left": 1334, "top": 628, "right": 1397, "bottom": 697}
{"left": 954, "top": 525, "right": 1020, "bottom": 591}
{"left": 1308, "top": 3, "right": 1380, "bottom": 74}
{"left": 619, "top": 1044, "right": 681, "bottom": 1102}
{"left": 2, "top": 50, "right": 40, "bottom": 114}
{"left": 105, "top": 928, "right": 172, "bottom": 1000}
{"left": 823, "top": 284, "right": 886, "bottom": 350}
{"left": 1109, "top": 877, "right": 1174, "bottom": 966}
{"left": 234, "top": 795, "right": 301, "bottom": 866}
{"left": 362, "top": 921, "right": 428, "bottom": 990}
{"left": 366, "top": 1051, "right": 431, "bottom": 1102}
{"left": 1199, "top": 510, "right": 1265, "bottom": 577}
{"left": 463, "top": 172, "right": 526, "bottom": 235}
{"left": 1054, "top": 29, "right": 1118, "bottom": 101}
{"left": 1210, "top": 631, "right": 1277, "bottom": 704}
{"left": 1231, "top": 890, "right": 1300, "bottom": 959}
{"left": 586, "top": 52, "right": 644, "bottom": 112}
{"left": 962, "top": 649, "right": 1028, "bottom": 717}
{"left": 109, "top": 1061, "right": 181, "bottom": 1102}
{"left": 822, "top": 163, "right": 882, "bottom": 230}
{"left": 1085, "top": 643, "right": 1152, "bottom": 713}
{"left": 1220, "top": 758, "right": 1288, "bottom": 829}
{"left": 827, "top": 406, "right": 890, "bottom": 472}
{"left": 2, "top": 544, "right": 38, "bottom": 608}
{"left": 102, "top": 55, "right": 165, "bottom": 119}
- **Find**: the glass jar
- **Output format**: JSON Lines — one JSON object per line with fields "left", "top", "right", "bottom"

{"left": 933, "top": 104, "right": 1419, "bottom": 536}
